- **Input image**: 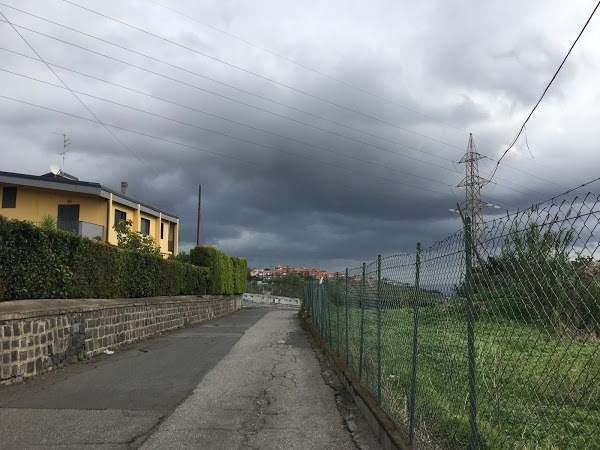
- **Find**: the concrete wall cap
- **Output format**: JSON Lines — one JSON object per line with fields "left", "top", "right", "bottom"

{"left": 0, "top": 295, "right": 242, "bottom": 321}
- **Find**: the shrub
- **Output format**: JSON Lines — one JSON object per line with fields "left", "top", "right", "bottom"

{"left": 566, "top": 257, "right": 600, "bottom": 337}
{"left": 174, "top": 260, "right": 210, "bottom": 295}
{"left": 231, "top": 257, "right": 248, "bottom": 294}
{"left": 272, "top": 272, "right": 305, "bottom": 299}
{"left": 0, "top": 216, "right": 209, "bottom": 300}
{"left": 38, "top": 214, "right": 57, "bottom": 231}
{"left": 169, "top": 251, "right": 191, "bottom": 264}
{"left": 114, "top": 219, "right": 160, "bottom": 254}
{"left": 190, "top": 246, "right": 235, "bottom": 294}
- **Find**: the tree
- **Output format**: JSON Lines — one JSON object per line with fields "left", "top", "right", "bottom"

{"left": 272, "top": 272, "right": 305, "bottom": 299}
{"left": 169, "top": 251, "right": 190, "bottom": 264}
{"left": 113, "top": 219, "right": 160, "bottom": 254}
{"left": 457, "top": 216, "right": 576, "bottom": 326}
{"left": 500, "top": 222, "right": 574, "bottom": 311}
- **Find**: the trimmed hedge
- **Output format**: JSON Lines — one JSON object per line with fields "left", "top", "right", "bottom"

{"left": 231, "top": 257, "right": 248, "bottom": 294}
{"left": 190, "top": 246, "right": 234, "bottom": 294}
{"left": 0, "top": 216, "right": 209, "bottom": 300}
{"left": 189, "top": 247, "right": 247, "bottom": 295}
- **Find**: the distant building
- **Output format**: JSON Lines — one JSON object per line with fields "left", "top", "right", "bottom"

{"left": 0, "top": 170, "right": 179, "bottom": 256}
{"left": 249, "top": 265, "right": 337, "bottom": 280}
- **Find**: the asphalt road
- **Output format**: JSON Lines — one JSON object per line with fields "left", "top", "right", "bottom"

{"left": 0, "top": 308, "right": 269, "bottom": 449}
{"left": 0, "top": 307, "right": 380, "bottom": 449}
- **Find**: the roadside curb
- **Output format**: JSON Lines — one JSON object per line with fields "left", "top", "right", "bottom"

{"left": 301, "top": 315, "right": 411, "bottom": 450}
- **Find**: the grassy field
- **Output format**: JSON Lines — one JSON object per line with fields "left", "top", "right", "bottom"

{"left": 320, "top": 303, "right": 599, "bottom": 449}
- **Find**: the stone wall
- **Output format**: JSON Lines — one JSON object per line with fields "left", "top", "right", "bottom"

{"left": 0, "top": 295, "right": 242, "bottom": 385}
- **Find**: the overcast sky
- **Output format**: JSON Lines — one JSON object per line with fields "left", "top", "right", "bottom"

{"left": 1, "top": 0, "right": 599, "bottom": 271}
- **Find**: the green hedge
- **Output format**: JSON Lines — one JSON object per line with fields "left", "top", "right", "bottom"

{"left": 231, "top": 257, "right": 248, "bottom": 294}
{"left": 190, "top": 246, "right": 235, "bottom": 294}
{"left": 190, "top": 246, "right": 247, "bottom": 295}
{"left": 0, "top": 216, "right": 209, "bottom": 300}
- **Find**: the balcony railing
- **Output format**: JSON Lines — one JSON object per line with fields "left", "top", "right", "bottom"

{"left": 57, "top": 220, "right": 104, "bottom": 240}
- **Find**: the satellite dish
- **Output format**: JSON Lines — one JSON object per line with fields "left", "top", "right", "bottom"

{"left": 50, "top": 164, "right": 62, "bottom": 176}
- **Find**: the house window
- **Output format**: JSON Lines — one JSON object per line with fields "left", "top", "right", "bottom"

{"left": 114, "top": 209, "right": 127, "bottom": 226}
{"left": 168, "top": 222, "right": 175, "bottom": 252}
{"left": 160, "top": 223, "right": 164, "bottom": 239}
{"left": 1, "top": 187, "right": 17, "bottom": 208}
{"left": 141, "top": 218, "right": 150, "bottom": 235}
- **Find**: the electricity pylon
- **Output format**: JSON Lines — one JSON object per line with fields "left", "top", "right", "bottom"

{"left": 457, "top": 133, "right": 489, "bottom": 263}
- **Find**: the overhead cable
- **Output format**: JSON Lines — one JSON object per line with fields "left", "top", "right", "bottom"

{"left": 489, "top": 0, "right": 600, "bottom": 182}
{"left": 0, "top": 9, "right": 569, "bottom": 190}
{"left": 61, "top": 0, "right": 468, "bottom": 150}
{"left": 0, "top": 94, "right": 462, "bottom": 209}
{"left": 0, "top": 10, "right": 151, "bottom": 170}
{"left": 1, "top": 64, "right": 546, "bottom": 201}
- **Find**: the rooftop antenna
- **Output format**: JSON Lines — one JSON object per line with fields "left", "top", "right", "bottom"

{"left": 49, "top": 163, "right": 63, "bottom": 177}
{"left": 52, "top": 132, "right": 71, "bottom": 170}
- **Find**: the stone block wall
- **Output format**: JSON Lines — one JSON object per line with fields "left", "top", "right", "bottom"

{"left": 0, "top": 295, "right": 242, "bottom": 385}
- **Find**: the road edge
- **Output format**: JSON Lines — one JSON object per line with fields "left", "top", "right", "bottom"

{"left": 301, "top": 316, "right": 412, "bottom": 450}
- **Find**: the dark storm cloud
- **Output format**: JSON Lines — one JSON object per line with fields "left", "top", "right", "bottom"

{"left": 1, "top": 0, "right": 599, "bottom": 270}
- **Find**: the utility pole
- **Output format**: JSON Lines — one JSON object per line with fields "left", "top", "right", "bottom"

{"left": 196, "top": 184, "right": 202, "bottom": 246}
{"left": 457, "top": 134, "right": 489, "bottom": 263}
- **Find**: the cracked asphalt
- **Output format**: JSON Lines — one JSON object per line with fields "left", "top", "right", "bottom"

{"left": 140, "top": 309, "right": 377, "bottom": 450}
{"left": 0, "top": 307, "right": 381, "bottom": 449}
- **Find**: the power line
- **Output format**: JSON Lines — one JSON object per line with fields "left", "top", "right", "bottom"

{"left": 0, "top": 49, "right": 551, "bottom": 201}
{"left": 0, "top": 40, "right": 455, "bottom": 177}
{"left": 61, "top": 0, "right": 469, "bottom": 150}
{"left": 0, "top": 46, "right": 559, "bottom": 202}
{"left": 145, "top": 0, "right": 476, "bottom": 139}
{"left": 0, "top": 95, "right": 265, "bottom": 166}
{"left": 0, "top": 67, "right": 458, "bottom": 192}
{"left": 0, "top": 15, "right": 570, "bottom": 199}
{"left": 0, "top": 11, "right": 568, "bottom": 193}
{"left": 0, "top": 62, "right": 547, "bottom": 201}
{"left": 0, "top": 10, "right": 150, "bottom": 171}
{"left": 482, "top": 155, "right": 569, "bottom": 189}
{"left": 528, "top": 176, "right": 600, "bottom": 210}
{"left": 0, "top": 94, "right": 458, "bottom": 209}
{"left": 489, "top": 0, "right": 600, "bottom": 182}
{"left": 145, "top": 0, "right": 552, "bottom": 165}
{"left": 0, "top": 11, "right": 466, "bottom": 164}
{"left": 0, "top": 4, "right": 471, "bottom": 158}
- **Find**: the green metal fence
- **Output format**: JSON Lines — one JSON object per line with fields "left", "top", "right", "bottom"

{"left": 304, "top": 193, "right": 600, "bottom": 449}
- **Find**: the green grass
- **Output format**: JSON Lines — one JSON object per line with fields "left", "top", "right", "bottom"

{"left": 318, "top": 303, "right": 599, "bottom": 449}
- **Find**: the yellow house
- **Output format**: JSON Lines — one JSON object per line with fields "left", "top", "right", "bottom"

{"left": 0, "top": 170, "right": 179, "bottom": 256}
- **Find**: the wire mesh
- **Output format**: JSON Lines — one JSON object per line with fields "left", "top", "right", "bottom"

{"left": 304, "top": 192, "right": 600, "bottom": 449}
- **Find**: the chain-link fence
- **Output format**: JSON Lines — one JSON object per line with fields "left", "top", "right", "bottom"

{"left": 304, "top": 193, "right": 600, "bottom": 449}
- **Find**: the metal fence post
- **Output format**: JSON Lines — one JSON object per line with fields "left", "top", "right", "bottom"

{"left": 409, "top": 242, "right": 421, "bottom": 444}
{"left": 336, "top": 273, "right": 340, "bottom": 354}
{"left": 315, "top": 280, "right": 319, "bottom": 330}
{"left": 321, "top": 278, "right": 326, "bottom": 342}
{"left": 345, "top": 268, "right": 349, "bottom": 365}
{"left": 464, "top": 217, "right": 479, "bottom": 450}
{"left": 326, "top": 277, "right": 332, "bottom": 346}
{"left": 318, "top": 281, "right": 322, "bottom": 332}
{"left": 359, "top": 262, "right": 366, "bottom": 381}
{"left": 304, "top": 283, "right": 309, "bottom": 316}
{"left": 323, "top": 280, "right": 327, "bottom": 340}
{"left": 377, "top": 254, "right": 382, "bottom": 405}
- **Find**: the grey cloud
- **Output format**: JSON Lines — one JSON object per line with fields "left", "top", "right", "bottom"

{"left": 1, "top": 0, "right": 599, "bottom": 271}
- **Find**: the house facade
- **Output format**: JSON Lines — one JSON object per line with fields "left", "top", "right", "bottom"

{"left": 0, "top": 171, "right": 178, "bottom": 256}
